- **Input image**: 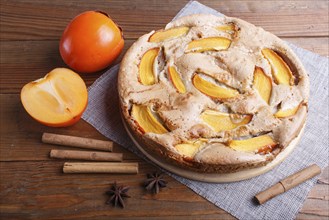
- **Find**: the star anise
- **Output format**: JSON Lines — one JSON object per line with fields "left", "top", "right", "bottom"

{"left": 144, "top": 172, "right": 167, "bottom": 194}
{"left": 106, "top": 182, "right": 130, "bottom": 208}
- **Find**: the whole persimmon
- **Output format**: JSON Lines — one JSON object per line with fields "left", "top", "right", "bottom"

{"left": 60, "top": 11, "right": 124, "bottom": 73}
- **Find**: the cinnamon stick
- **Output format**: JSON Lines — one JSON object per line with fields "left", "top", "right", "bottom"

{"left": 42, "top": 133, "right": 113, "bottom": 151}
{"left": 63, "top": 162, "right": 138, "bottom": 174}
{"left": 255, "top": 164, "right": 321, "bottom": 204}
{"left": 50, "top": 149, "right": 122, "bottom": 161}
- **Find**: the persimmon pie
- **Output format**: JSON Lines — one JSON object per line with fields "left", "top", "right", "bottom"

{"left": 118, "top": 14, "right": 309, "bottom": 173}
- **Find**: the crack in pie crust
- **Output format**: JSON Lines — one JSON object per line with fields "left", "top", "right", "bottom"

{"left": 118, "top": 14, "right": 309, "bottom": 173}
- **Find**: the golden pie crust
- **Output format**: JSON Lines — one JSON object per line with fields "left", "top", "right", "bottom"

{"left": 118, "top": 14, "right": 309, "bottom": 173}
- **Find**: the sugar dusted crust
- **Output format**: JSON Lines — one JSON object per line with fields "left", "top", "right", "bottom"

{"left": 118, "top": 14, "right": 309, "bottom": 173}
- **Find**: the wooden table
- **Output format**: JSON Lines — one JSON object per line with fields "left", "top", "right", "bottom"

{"left": 1, "top": 0, "right": 328, "bottom": 219}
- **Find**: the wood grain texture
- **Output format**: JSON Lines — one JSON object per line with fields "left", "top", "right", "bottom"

{"left": 1, "top": 0, "right": 328, "bottom": 40}
{"left": 0, "top": 0, "right": 328, "bottom": 219}
{"left": 0, "top": 159, "right": 327, "bottom": 219}
{"left": 0, "top": 161, "right": 234, "bottom": 220}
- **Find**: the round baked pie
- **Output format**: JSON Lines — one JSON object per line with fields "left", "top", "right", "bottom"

{"left": 118, "top": 14, "right": 309, "bottom": 173}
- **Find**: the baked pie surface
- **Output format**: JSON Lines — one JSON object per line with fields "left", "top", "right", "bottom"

{"left": 118, "top": 14, "right": 309, "bottom": 173}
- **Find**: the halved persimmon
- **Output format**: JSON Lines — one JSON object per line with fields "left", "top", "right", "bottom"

{"left": 20, "top": 68, "right": 88, "bottom": 127}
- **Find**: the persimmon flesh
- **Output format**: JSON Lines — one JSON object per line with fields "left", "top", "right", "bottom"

{"left": 20, "top": 68, "right": 88, "bottom": 127}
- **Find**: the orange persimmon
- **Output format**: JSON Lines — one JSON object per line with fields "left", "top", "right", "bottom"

{"left": 20, "top": 68, "right": 88, "bottom": 127}
{"left": 59, "top": 11, "right": 124, "bottom": 73}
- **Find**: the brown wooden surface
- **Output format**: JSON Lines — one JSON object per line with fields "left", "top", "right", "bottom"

{"left": 0, "top": 0, "right": 328, "bottom": 219}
